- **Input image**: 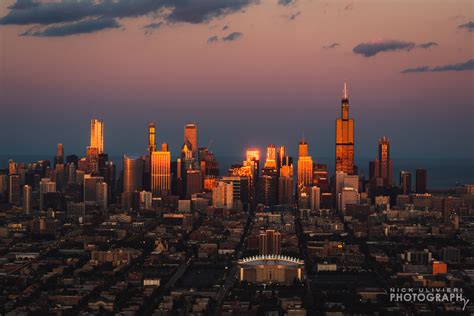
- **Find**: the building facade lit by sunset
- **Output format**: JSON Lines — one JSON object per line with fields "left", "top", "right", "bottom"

{"left": 297, "top": 138, "right": 313, "bottom": 191}
{"left": 335, "top": 83, "right": 354, "bottom": 175}
{"left": 151, "top": 145, "right": 171, "bottom": 197}
{"left": 184, "top": 123, "right": 198, "bottom": 154}
{"left": 90, "top": 119, "right": 104, "bottom": 154}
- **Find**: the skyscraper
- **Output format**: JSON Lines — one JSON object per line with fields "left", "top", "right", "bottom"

{"left": 297, "top": 138, "right": 313, "bottom": 191}
{"left": 264, "top": 145, "right": 277, "bottom": 169}
{"left": 23, "top": 185, "right": 32, "bottom": 214}
{"left": 212, "top": 180, "right": 233, "bottom": 209}
{"left": 148, "top": 122, "right": 157, "bottom": 154}
{"left": 123, "top": 155, "right": 143, "bottom": 193}
{"left": 151, "top": 147, "right": 171, "bottom": 197}
{"left": 8, "top": 174, "right": 20, "bottom": 206}
{"left": 416, "top": 168, "right": 427, "bottom": 194}
{"left": 90, "top": 118, "right": 104, "bottom": 154}
{"left": 311, "top": 186, "right": 321, "bottom": 211}
{"left": 54, "top": 143, "right": 64, "bottom": 167}
{"left": 335, "top": 82, "right": 355, "bottom": 175}
{"left": 400, "top": 171, "right": 412, "bottom": 195}
{"left": 184, "top": 123, "right": 198, "bottom": 153}
{"left": 259, "top": 230, "right": 282, "bottom": 255}
{"left": 374, "top": 136, "right": 393, "bottom": 186}
{"left": 39, "top": 178, "right": 56, "bottom": 210}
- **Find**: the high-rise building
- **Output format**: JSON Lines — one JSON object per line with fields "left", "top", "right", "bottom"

{"left": 139, "top": 191, "right": 153, "bottom": 210}
{"left": 90, "top": 118, "right": 104, "bottom": 154}
{"left": 96, "top": 181, "right": 108, "bottom": 210}
{"left": 83, "top": 174, "right": 103, "bottom": 205}
{"left": 264, "top": 145, "right": 277, "bottom": 169}
{"left": 67, "top": 163, "right": 77, "bottom": 184}
{"left": 335, "top": 82, "right": 355, "bottom": 174}
{"left": 259, "top": 230, "right": 282, "bottom": 255}
{"left": 39, "top": 178, "right": 56, "bottom": 210}
{"left": 335, "top": 171, "right": 359, "bottom": 209}
{"left": 416, "top": 169, "right": 427, "bottom": 194}
{"left": 338, "top": 187, "right": 360, "bottom": 213}
{"left": 151, "top": 148, "right": 171, "bottom": 197}
{"left": 374, "top": 136, "right": 393, "bottom": 186}
{"left": 278, "top": 162, "right": 294, "bottom": 205}
{"left": 258, "top": 170, "right": 277, "bottom": 207}
{"left": 297, "top": 138, "right": 313, "bottom": 191}
{"left": 54, "top": 143, "right": 64, "bottom": 167}
{"left": 23, "top": 185, "right": 32, "bottom": 214}
{"left": 123, "top": 155, "right": 143, "bottom": 194}
{"left": 148, "top": 122, "right": 157, "bottom": 154}
{"left": 400, "top": 171, "right": 412, "bottom": 195}
{"left": 186, "top": 169, "right": 203, "bottom": 197}
{"left": 311, "top": 186, "right": 321, "bottom": 211}
{"left": 212, "top": 180, "right": 233, "bottom": 209}
{"left": 184, "top": 123, "right": 198, "bottom": 153}
{"left": 8, "top": 174, "right": 20, "bottom": 206}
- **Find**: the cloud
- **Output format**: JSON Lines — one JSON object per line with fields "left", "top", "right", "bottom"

{"left": 418, "top": 41, "right": 438, "bottom": 49}
{"left": 222, "top": 25, "right": 229, "bottom": 30}
{"left": 166, "top": 0, "right": 256, "bottom": 24}
{"left": 458, "top": 21, "right": 474, "bottom": 32}
{"left": 21, "top": 17, "right": 121, "bottom": 37}
{"left": 353, "top": 40, "right": 416, "bottom": 57}
{"left": 401, "top": 59, "right": 474, "bottom": 73}
{"left": 222, "top": 31, "right": 242, "bottom": 41}
{"left": 143, "top": 21, "right": 163, "bottom": 35}
{"left": 0, "top": 0, "right": 257, "bottom": 36}
{"left": 289, "top": 12, "right": 300, "bottom": 20}
{"left": 323, "top": 42, "right": 339, "bottom": 49}
{"left": 278, "top": 0, "right": 295, "bottom": 6}
{"left": 344, "top": 2, "right": 354, "bottom": 11}
{"left": 207, "top": 35, "right": 219, "bottom": 43}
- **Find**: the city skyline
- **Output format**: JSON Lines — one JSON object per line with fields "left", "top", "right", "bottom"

{"left": 0, "top": 0, "right": 473, "bottom": 159}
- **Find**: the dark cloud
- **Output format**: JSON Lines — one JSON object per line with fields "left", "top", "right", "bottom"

{"left": 21, "top": 17, "right": 121, "bottom": 37}
{"left": 323, "top": 42, "right": 339, "bottom": 49}
{"left": 289, "top": 12, "right": 300, "bottom": 20}
{"left": 8, "top": 0, "right": 39, "bottom": 10}
{"left": 222, "top": 32, "right": 242, "bottom": 41}
{"left": 222, "top": 25, "right": 229, "bottom": 30}
{"left": 400, "top": 66, "right": 430, "bottom": 74}
{"left": 353, "top": 40, "right": 416, "bottom": 57}
{"left": 401, "top": 59, "right": 474, "bottom": 73}
{"left": 207, "top": 35, "right": 219, "bottom": 43}
{"left": 458, "top": 21, "right": 474, "bottom": 32}
{"left": 418, "top": 41, "right": 438, "bottom": 49}
{"left": 278, "top": 0, "right": 295, "bottom": 6}
{"left": 166, "top": 0, "right": 256, "bottom": 24}
{"left": 144, "top": 22, "right": 163, "bottom": 35}
{"left": 0, "top": 0, "right": 257, "bottom": 35}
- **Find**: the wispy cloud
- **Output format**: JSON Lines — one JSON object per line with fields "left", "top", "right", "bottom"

{"left": 289, "top": 11, "right": 301, "bottom": 20}
{"left": 323, "top": 42, "right": 339, "bottom": 49}
{"left": 222, "top": 32, "right": 242, "bottom": 42}
{"left": 0, "top": 0, "right": 258, "bottom": 36}
{"left": 21, "top": 17, "right": 121, "bottom": 37}
{"left": 207, "top": 35, "right": 219, "bottom": 43}
{"left": 418, "top": 41, "right": 438, "bottom": 49}
{"left": 353, "top": 40, "right": 419, "bottom": 57}
{"left": 222, "top": 25, "right": 229, "bottom": 30}
{"left": 344, "top": 1, "right": 354, "bottom": 11}
{"left": 143, "top": 22, "right": 163, "bottom": 35}
{"left": 278, "top": 0, "right": 295, "bottom": 6}
{"left": 401, "top": 59, "right": 474, "bottom": 73}
{"left": 458, "top": 21, "right": 474, "bottom": 32}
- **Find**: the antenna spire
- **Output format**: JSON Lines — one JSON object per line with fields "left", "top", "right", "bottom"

{"left": 343, "top": 81, "right": 348, "bottom": 100}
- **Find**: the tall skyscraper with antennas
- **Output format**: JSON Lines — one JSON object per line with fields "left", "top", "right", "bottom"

{"left": 335, "top": 82, "right": 355, "bottom": 174}
{"left": 90, "top": 119, "right": 104, "bottom": 154}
